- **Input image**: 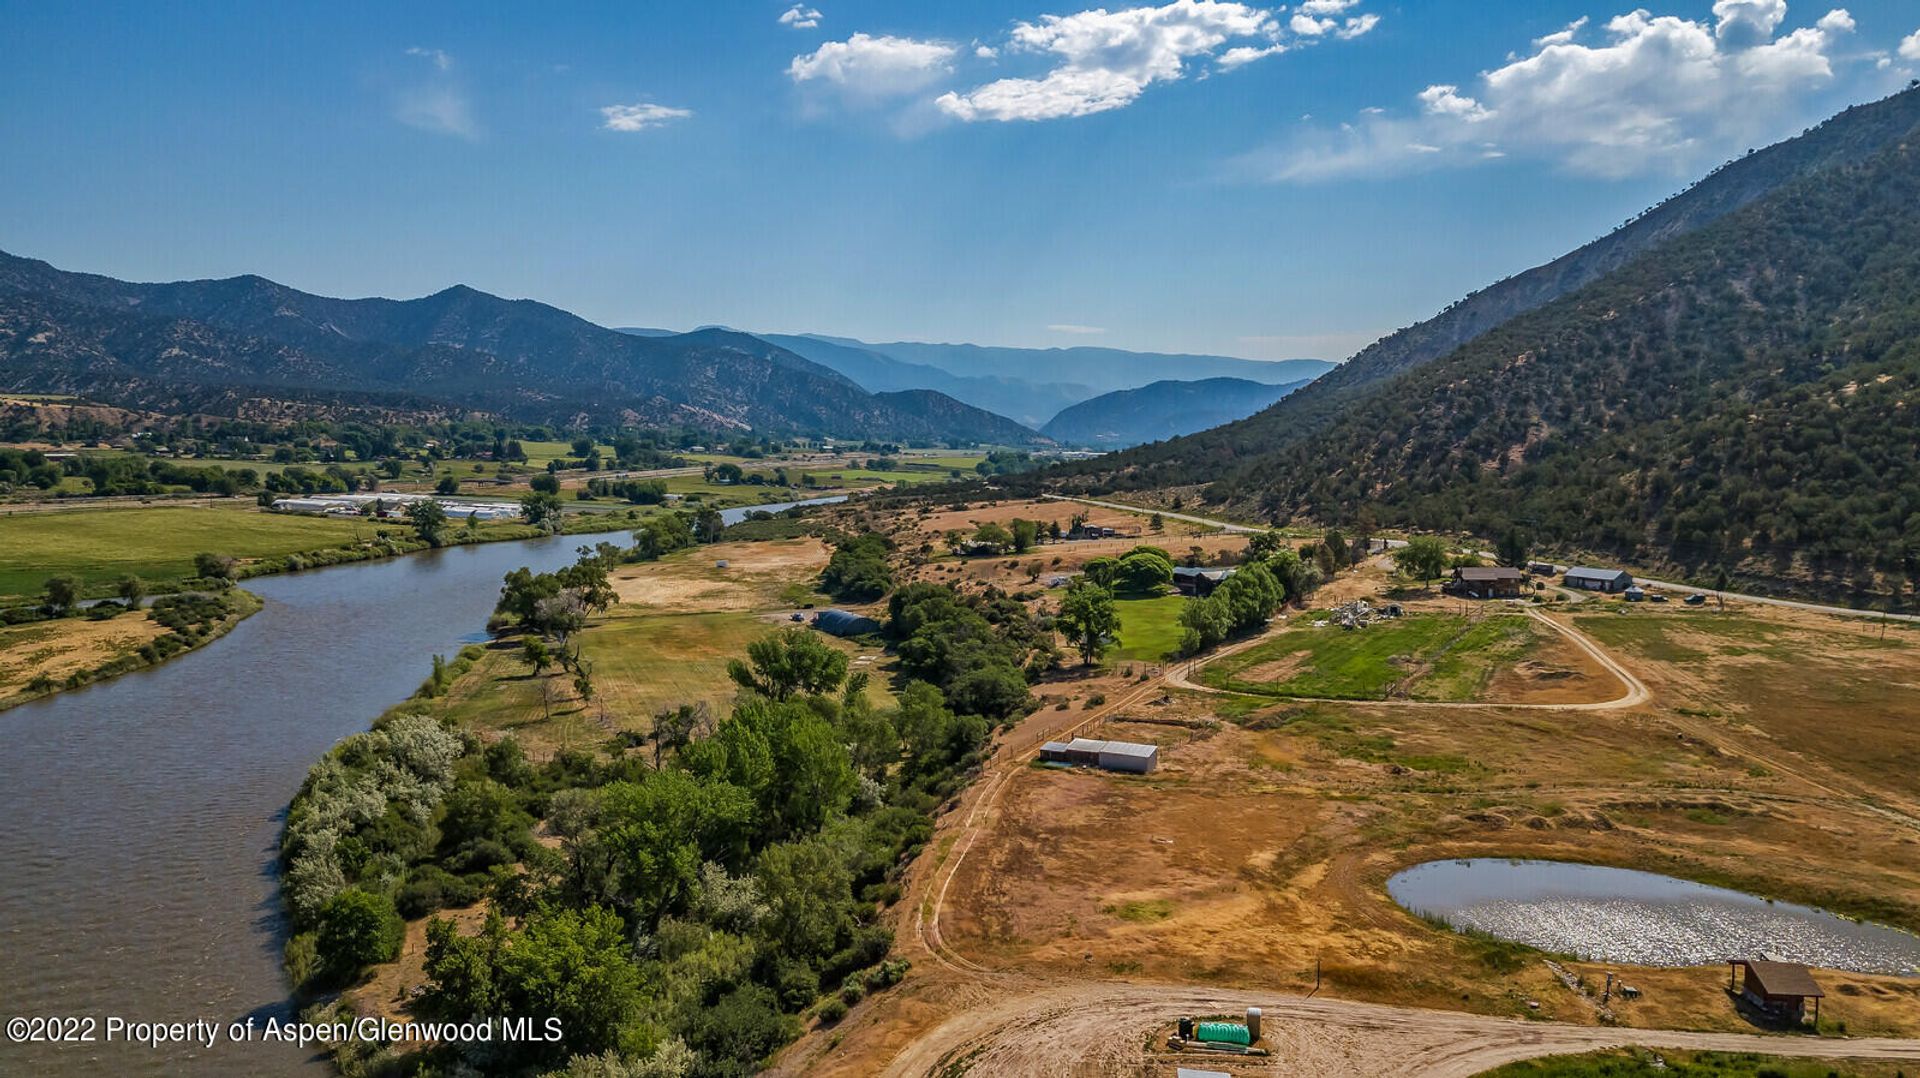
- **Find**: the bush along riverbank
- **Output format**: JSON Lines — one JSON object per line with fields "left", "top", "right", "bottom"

{"left": 278, "top": 539, "right": 1051, "bottom": 1077}
{"left": 2, "top": 586, "right": 263, "bottom": 712}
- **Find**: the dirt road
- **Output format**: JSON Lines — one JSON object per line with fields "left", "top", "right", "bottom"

{"left": 1161, "top": 608, "right": 1651, "bottom": 712}
{"left": 881, "top": 981, "right": 1920, "bottom": 1077}
{"left": 1040, "top": 495, "right": 1919, "bottom": 625}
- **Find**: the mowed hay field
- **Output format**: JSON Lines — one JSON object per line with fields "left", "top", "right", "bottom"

{"left": 0, "top": 505, "right": 367, "bottom": 595}
{"left": 1199, "top": 611, "right": 1555, "bottom": 702}
{"left": 420, "top": 538, "right": 891, "bottom": 758}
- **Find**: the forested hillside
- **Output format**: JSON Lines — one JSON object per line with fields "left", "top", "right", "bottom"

{"left": 1055, "top": 93, "right": 1920, "bottom": 594}
{"left": 1041, "top": 376, "right": 1310, "bottom": 448}
{"left": 0, "top": 253, "right": 1042, "bottom": 444}
{"left": 1076, "top": 86, "right": 1920, "bottom": 485}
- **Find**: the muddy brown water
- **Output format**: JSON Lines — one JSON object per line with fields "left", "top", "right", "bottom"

{"left": 1389, "top": 858, "right": 1920, "bottom": 975}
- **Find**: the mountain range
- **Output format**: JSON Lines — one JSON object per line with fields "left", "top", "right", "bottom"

{"left": 0, "top": 253, "right": 1043, "bottom": 445}
{"left": 1040, "top": 376, "right": 1312, "bottom": 449}
{"left": 1051, "top": 86, "right": 1920, "bottom": 584}
{"left": 624, "top": 329, "right": 1333, "bottom": 430}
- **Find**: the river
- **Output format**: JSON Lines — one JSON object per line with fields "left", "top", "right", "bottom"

{"left": 0, "top": 533, "right": 606, "bottom": 1075}
{"left": 0, "top": 497, "right": 853, "bottom": 1075}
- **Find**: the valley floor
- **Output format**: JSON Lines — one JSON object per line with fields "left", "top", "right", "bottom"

{"left": 769, "top": 499, "right": 1920, "bottom": 1076}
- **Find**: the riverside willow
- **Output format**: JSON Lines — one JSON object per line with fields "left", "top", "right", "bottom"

{"left": 279, "top": 540, "right": 1045, "bottom": 1077}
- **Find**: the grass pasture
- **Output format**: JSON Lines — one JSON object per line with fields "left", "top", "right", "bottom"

{"left": 1198, "top": 612, "right": 1546, "bottom": 701}
{"left": 1109, "top": 594, "right": 1187, "bottom": 664}
{"left": 0, "top": 505, "right": 368, "bottom": 596}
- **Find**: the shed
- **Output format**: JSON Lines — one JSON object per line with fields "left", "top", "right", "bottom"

{"left": 1449, "top": 565, "right": 1526, "bottom": 599}
{"left": 1528, "top": 561, "right": 1557, "bottom": 576}
{"left": 1062, "top": 737, "right": 1108, "bottom": 766}
{"left": 1624, "top": 585, "right": 1647, "bottom": 602}
{"left": 1565, "top": 566, "right": 1634, "bottom": 593}
{"left": 813, "top": 609, "right": 881, "bottom": 637}
{"left": 1038, "top": 741, "right": 1072, "bottom": 763}
{"left": 1728, "top": 959, "right": 1824, "bottom": 1024}
{"left": 1096, "top": 740, "right": 1159, "bottom": 773}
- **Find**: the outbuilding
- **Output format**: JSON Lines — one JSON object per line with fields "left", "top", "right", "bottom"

{"left": 1052, "top": 737, "right": 1159, "bottom": 773}
{"left": 1172, "top": 566, "right": 1235, "bottom": 597}
{"left": 1449, "top": 566, "right": 1526, "bottom": 599}
{"left": 1728, "top": 959, "right": 1824, "bottom": 1025}
{"left": 1565, "top": 566, "right": 1634, "bottom": 593}
{"left": 812, "top": 609, "right": 881, "bottom": 637}
{"left": 1097, "top": 740, "right": 1159, "bottom": 773}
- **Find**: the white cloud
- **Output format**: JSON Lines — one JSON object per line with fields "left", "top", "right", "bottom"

{"left": 1255, "top": 2, "right": 1859, "bottom": 181}
{"left": 779, "top": 4, "right": 822, "bottom": 30}
{"left": 395, "top": 49, "right": 476, "bottom": 139}
{"left": 1713, "top": 0, "right": 1788, "bottom": 46}
{"left": 939, "top": 0, "right": 1376, "bottom": 122}
{"left": 1047, "top": 323, "right": 1107, "bottom": 335}
{"left": 1534, "top": 17, "right": 1589, "bottom": 47}
{"left": 599, "top": 102, "right": 693, "bottom": 131}
{"left": 405, "top": 46, "right": 452, "bottom": 72}
{"left": 788, "top": 32, "right": 956, "bottom": 99}
{"left": 1903, "top": 29, "right": 1920, "bottom": 60}
{"left": 975, "top": 43, "right": 999, "bottom": 59}
{"left": 1218, "top": 43, "right": 1288, "bottom": 70}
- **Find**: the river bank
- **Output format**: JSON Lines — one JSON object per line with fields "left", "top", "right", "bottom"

{"left": 0, "top": 588, "right": 263, "bottom": 713}
{"left": 0, "top": 506, "right": 658, "bottom": 714}
{"left": 0, "top": 533, "right": 592, "bottom": 1077}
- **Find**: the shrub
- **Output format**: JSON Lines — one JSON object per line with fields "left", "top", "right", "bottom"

{"left": 315, "top": 889, "right": 403, "bottom": 978}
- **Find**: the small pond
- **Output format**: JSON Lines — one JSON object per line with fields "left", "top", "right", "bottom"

{"left": 1388, "top": 859, "right": 1920, "bottom": 974}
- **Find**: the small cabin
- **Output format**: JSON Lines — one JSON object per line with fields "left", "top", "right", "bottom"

{"left": 1728, "top": 959, "right": 1824, "bottom": 1025}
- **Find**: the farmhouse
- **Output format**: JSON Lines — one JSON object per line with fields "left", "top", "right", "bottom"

{"left": 1447, "top": 565, "right": 1526, "bottom": 599}
{"left": 1039, "top": 737, "right": 1159, "bottom": 773}
{"left": 1565, "top": 566, "right": 1634, "bottom": 593}
{"left": 1728, "top": 959, "right": 1824, "bottom": 1025}
{"left": 1171, "top": 566, "right": 1235, "bottom": 597}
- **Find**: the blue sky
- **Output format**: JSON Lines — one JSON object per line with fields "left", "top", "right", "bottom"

{"left": 3, "top": 1, "right": 1917, "bottom": 361}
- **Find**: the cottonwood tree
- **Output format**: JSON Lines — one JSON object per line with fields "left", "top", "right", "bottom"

{"left": 1055, "top": 581, "right": 1118, "bottom": 666}
{"left": 727, "top": 628, "right": 849, "bottom": 700}
{"left": 1393, "top": 536, "right": 1449, "bottom": 588}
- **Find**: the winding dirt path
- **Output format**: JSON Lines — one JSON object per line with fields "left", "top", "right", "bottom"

{"left": 882, "top": 982, "right": 1920, "bottom": 1077}
{"left": 1161, "top": 608, "right": 1650, "bottom": 712}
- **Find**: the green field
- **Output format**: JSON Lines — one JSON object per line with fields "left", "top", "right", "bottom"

{"left": 1198, "top": 612, "right": 1544, "bottom": 701}
{"left": 1109, "top": 594, "right": 1188, "bottom": 663}
{"left": 0, "top": 506, "right": 369, "bottom": 595}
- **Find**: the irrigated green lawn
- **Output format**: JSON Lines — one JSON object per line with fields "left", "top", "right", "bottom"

{"left": 0, "top": 506, "right": 368, "bottom": 596}
{"left": 1109, "top": 594, "right": 1188, "bottom": 663}
{"left": 1199, "top": 612, "right": 1542, "bottom": 701}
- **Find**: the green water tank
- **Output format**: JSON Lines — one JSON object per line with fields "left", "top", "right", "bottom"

{"left": 1193, "top": 1021, "right": 1251, "bottom": 1045}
